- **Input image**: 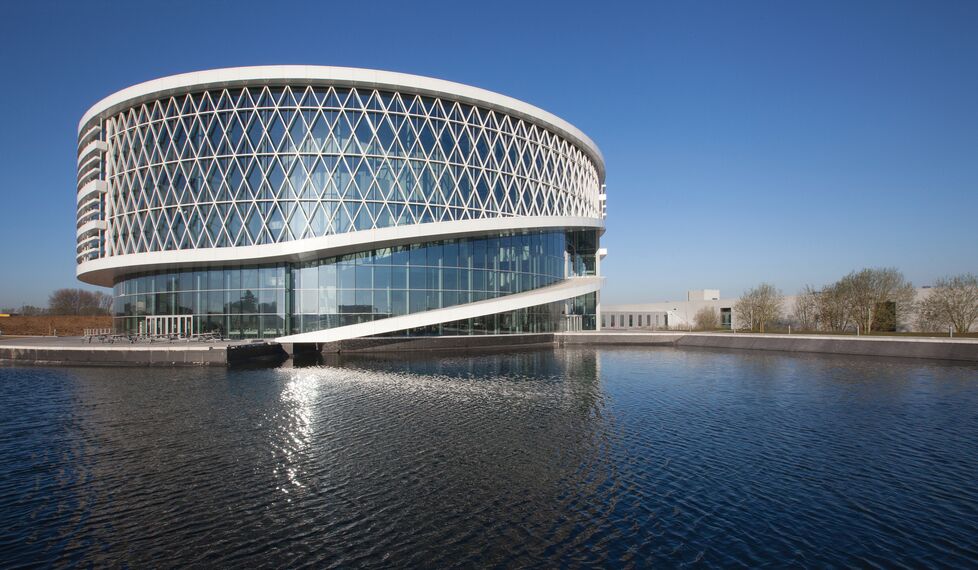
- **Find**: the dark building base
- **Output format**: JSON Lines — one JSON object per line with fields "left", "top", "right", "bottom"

{"left": 0, "top": 337, "right": 287, "bottom": 367}
{"left": 290, "top": 333, "right": 556, "bottom": 355}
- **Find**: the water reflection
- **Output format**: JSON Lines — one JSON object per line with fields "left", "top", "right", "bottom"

{"left": 265, "top": 347, "right": 619, "bottom": 565}
{"left": 1, "top": 348, "right": 977, "bottom": 567}
{"left": 276, "top": 372, "right": 320, "bottom": 492}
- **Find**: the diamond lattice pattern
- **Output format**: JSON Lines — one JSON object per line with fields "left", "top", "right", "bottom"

{"left": 100, "top": 85, "right": 602, "bottom": 256}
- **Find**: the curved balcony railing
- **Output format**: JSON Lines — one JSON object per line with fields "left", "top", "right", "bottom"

{"left": 77, "top": 123, "right": 101, "bottom": 151}
{"left": 76, "top": 219, "right": 107, "bottom": 240}
{"left": 77, "top": 140, "right": 107, "bottom": 166}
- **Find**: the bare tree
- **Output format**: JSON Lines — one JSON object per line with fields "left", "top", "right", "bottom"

{"left": 734, "top": 283, "right": 784, "bottom": 332}
{"left": 791, "top": 285, "right": 820, "bottom": 331}
{"left": 48, "top": 289, "right": 111, "bottom": 316}
{"left": 48, "top": 289, "right": 81, "bottom": 315}
{"left": 917, "top": 274, "right": 978, "bottom": 334}
{"left": 693, "top": 306, "right": 719, "bottom": 330}
{"left": 19, "top": 305, "right": 47, "bottom": 316}
{"left": 838, "top": 268, "right": 915, "bottom": 333}
{"left": 812, "top": 281, "right": 856, "bottom": 332}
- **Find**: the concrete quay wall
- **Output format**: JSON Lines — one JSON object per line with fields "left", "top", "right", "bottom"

{"left": 5, "top": 333, "right": 975, "bottom": 366}
{"left": 0, "top": 338, "right": 286, "bottom": 367}
{"left": 558, "top": 333, "right": 684, "bottom": 346}
{"left": 675, "top": 334, "right": 978, "bottom": 362}
{"left": 558, "top": 332, "right": 978, "bottom": 363}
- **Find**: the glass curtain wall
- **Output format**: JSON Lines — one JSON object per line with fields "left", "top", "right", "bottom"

{"left": 389, "top": 298, "right": 568, "bottom": 336}
{"left": 566, "top": 292, "right": 598, "bottom": 331}
{"left": 103, "top": 85, "right": 602, "bottom": 257}
{"left": 567, "top": 229, "right": 598, "bottom": 277}
{"left": 113, "top": 265, "right": 287, "bottom": 338}
{"left": 291, "top": 230, "right": 566, "bottom": 333}
{"left": 113, "top": 230, "right": 589, "bottom": 338}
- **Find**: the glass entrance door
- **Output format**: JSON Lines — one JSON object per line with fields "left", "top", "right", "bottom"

{"left": 562, "top": 314, "right": 583, "bottom": 332}
{"left": 144, "top": 315, "right": 193, "bottom": 337}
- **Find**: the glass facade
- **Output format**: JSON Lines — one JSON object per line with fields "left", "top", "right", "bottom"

{"left": 390, "top": 293, "right": 595, "bottom": 336}
{"left": 81, "top": 71, "right": 606, "bottom": 340}
{"left": 112, "top": 230, "right": 592, "bottom": 338}
{"left": 113, "top": 264, "right": 287, "bottom": 338}
{"left": 92, "top": 84, "right": 601, "bottom": 258}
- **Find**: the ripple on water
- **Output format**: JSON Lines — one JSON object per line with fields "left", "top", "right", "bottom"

{"left": 1, "top": 347, "right": 977, "bottom": 567}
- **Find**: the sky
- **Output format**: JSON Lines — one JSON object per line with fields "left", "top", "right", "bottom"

{"left": 0, "top": 0, "right": 975, "bottom": 308}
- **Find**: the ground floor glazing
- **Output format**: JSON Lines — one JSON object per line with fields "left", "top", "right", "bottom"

{"left": 110, "top": 229, "right": 599, "bottom": 338}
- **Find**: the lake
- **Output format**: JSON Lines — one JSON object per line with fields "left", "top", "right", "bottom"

{"left": 1, "top": 347, "right": 977, "bottom": 567}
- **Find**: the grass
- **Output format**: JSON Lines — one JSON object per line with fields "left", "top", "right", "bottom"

{"left": 0, "top": 315, "right": 112, "bottom": 337}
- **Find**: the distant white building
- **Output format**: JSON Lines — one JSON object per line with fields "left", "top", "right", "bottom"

{"left": 602, "top": 290, "right": 735, "bottom": 330}
{"left": 602, "top": 288, "right": 954, "bottom": 332}
{"left": 687, "top": 289, "right": 720, "bottom": 301}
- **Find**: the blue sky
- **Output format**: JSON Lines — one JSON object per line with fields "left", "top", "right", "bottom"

{"left": 0, "top": 0, "right": 975, "bottom": 307}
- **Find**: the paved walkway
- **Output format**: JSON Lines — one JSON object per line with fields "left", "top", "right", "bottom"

{"left": 0, "top": 335, "right": 251, "bottom": 350}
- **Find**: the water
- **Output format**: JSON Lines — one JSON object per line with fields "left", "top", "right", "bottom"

{"left": 1, "top": 347, "right": 977, "bottom": 567}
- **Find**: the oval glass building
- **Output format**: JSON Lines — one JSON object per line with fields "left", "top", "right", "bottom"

{"left": 76, "top": 66, "right": 606, "bottom": 341}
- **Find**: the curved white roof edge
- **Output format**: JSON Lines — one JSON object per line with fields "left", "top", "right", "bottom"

{"left": 77, "top": 215, "right": 605, "bottom": 287}
{"left": 79, "top": 65, "right": 605, "bottom": 179}
{"left": 276, "top": 276, "right": 603, "bottom": 343}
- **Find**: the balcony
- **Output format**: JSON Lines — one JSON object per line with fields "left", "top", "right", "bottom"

{"left": 76, "top": 219, "right": 107, "bottom": 239}
{"left": 77, "top": 140, "right": 107, "bottom": 166}
{"left": 77, "top": 179, "right": 107, "bottom": 203}
{"left": 77, "top": 123, "right": 101, "bottom": 150}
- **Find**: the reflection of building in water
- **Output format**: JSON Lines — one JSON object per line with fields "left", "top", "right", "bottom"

{"left": 318, "top": 346, "right": 604, "bottom": 419}
{"left": 52, "top": 354, "right": 622, "bottom": 564}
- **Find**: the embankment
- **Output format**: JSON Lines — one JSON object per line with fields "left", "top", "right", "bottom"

{"left": 0, "top": 337, "right": 286, "bottom": 367}
{"left": 558, "top": 332, "right": 978, "bottom": 363}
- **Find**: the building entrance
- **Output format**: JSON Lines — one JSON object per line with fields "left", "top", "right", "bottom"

{"left": 563, "top": 314, "right": 583, "bottom": 332}
{"left": 143, "top": 315, "right": 193, "bottom": 337}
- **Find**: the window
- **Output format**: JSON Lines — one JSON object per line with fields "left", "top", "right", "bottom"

{"left": 338, "top": 263, "right": 355, "bottom": 289}
{"left": 110, "top": 231, "right": 583, "bottom": 338}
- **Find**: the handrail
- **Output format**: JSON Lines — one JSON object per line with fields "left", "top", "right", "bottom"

{"left": 76, "top": 219, "right": 107, "bottom": 239}
{"left": 77, "top": 152, "right": 101, "bottom": 173}
{"left": 77, "top": 163, "right": 101, "bottom": 188}
{"left": 77, "top": 179, "right": 108, "bottom": 200}
{"left": 77, "top": 123, "right": 100, "bottom": 148}
{"left": 77, "top": 140, "right": 107, "bottom": 165}
{"left": 76, "top": 212, "right": 102, "bottom": 228}
{"left": 76, "top": 196, "right": 102, "bottom": 216}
